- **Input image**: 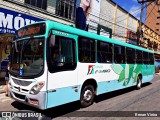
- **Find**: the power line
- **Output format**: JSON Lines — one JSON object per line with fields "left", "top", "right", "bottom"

{"left": 116, "top": 1, "right": 153, "bottom": 24}
{"left": 88, "top": 13, "right": 132, "bottom": 31}
{"left": 88, "top": 8, "right": 140, "bottom": 36}
{"left": 88, "top": 2, "right": 147, "bottom": 25}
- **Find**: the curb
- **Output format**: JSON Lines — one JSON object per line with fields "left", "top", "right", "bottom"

{"left": 155, "top": 73, "right": 160, "bottom": 75}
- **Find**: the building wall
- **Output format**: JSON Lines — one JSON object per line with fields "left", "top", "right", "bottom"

{"left": 128, "top": 16, "right": 137, "bottom": 32}
{"left": 145, "top": 1, "right": 160, "bottom": 52}
{"left": 114, "top": 8, "right": 128, "bottom": 42}
{"left": 146, "top": 1, "right": 159, "bottom": 34}
{"left": 100, "top": 0, "right": 115, "bottom": 30}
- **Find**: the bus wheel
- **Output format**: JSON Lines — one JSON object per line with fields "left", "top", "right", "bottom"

{"left": 136, "top": 75, "right": 142, "bottom": 89}
{"left": 80, "top": 85, "right": 95, "bottom": 107}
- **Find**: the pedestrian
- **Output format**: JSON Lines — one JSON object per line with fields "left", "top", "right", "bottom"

{"left": 5, "top": 62, "right": 10, "bottom": 96}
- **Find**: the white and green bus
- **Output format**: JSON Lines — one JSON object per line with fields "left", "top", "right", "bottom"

{"left": 9, "top": 20, "right": 155, "bottom": 110}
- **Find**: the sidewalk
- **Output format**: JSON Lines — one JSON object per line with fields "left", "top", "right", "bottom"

{"left": 0, "top": 77, "right": 5, "bottom": 93}
{"left": 155, "top": 73, "right": 160, "bottom": 75}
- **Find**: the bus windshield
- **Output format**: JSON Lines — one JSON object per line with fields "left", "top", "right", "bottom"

{"left": 10, "top": 38, "right": 44, "bottom": 77}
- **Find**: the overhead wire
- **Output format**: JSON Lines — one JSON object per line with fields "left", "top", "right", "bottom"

{"left": 116, "top": 1, "right": 153, "bottom": 24}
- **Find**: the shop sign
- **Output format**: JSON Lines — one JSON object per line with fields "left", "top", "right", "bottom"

{"left": 0, "top": 7, "right": 43, "bottom": 34}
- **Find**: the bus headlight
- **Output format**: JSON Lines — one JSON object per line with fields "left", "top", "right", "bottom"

{"left": 30, "top": 81, "right": 45, "bottom": 95}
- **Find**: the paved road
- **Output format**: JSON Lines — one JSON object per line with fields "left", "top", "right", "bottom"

{"left": 0, "top": 93, "right": 12, "bottom": 103}
{"left": 1, "top": 75, "right": 160, "bottom": 120}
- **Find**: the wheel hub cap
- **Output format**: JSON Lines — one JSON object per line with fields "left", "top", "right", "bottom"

{"left": 83, "top": 90, "right": 92, "bottom": 101}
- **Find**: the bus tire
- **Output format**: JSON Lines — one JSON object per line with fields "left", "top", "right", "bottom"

{"left": 80, "top": 85, "right": 95, "bottom": 107}
{"left": 136, "top": 75, "right": 142, "bottom": 89}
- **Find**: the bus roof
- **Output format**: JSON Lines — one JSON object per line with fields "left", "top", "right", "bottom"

{"left": 35, "top": 20, "right": 154, "bottom": 53}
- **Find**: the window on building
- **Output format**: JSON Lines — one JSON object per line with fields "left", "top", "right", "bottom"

{"left": 78, "top": 37, "right": 95, "bottom": 63}
{"left": 97, "top": 41, "right": 112, "bottom": 63}
{"left": 56, "top": 0, "right": 75, "bottom": 20}
{"left": 25, "top": 0, "right": 47, "bottom": 10}
{"left": 158, "top": 16, "right": 160, "bottom": 19}
{"left": 114, "top": 45, "right": 125, "bottom": 64}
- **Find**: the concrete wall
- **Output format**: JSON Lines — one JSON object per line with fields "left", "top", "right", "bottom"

{"left": 128, "top": 16, "right": 137, "bottom": 32}
{"left": 114, "top": 8, "right": 127, "bottom": 42}
{"left": 100, "top": 0, "right": 115, "bottom": 30}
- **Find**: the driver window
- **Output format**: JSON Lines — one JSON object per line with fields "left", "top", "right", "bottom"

{"left": 48, "top": 35, "right": 76, "bottom": 72}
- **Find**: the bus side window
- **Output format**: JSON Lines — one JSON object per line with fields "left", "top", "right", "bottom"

{"left": 48, "top": 35, "right": 76, "bottom": 72}
{"left": 114, "top": 45, "right": 125, "bottom": 64}
{"left": 97, "top": 41, "right": 112, "bottom": 63}
{"left": 143, "top": 52, "right": 149, "bottom": 64}
{"left": 78, "top": 37, "right": 95, "bottom": 63}
{"left": 136, "top": 50, "right": 143, "bottom": 64}
{"left": 126, "top": 48, "right": 135, "bottom": 64}
{"left": 149, "top": 53, "right": 154, "bottom": 64}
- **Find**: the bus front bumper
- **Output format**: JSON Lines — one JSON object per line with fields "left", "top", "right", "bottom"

{"left": 8, "top": 86, "right": 47, "bottom": 110}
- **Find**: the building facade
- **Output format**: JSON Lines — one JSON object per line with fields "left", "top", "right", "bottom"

{"left": 146, "top": 1, "right": 160, "bottom": 35}
{"left": 145, "top": 1, "right": 160, "bottom": 52}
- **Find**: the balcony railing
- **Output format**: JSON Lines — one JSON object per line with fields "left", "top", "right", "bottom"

{"left": 56, "top": 0, "right": 75, "bottom": 21}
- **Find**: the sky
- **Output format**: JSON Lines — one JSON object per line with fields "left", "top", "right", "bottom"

{"left": 113, "top": 0, "right": 146, "bottom": 21}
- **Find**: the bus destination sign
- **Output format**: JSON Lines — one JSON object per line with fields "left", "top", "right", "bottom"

{"left": 17, "top": 23, "right": 46, "bottom": 38}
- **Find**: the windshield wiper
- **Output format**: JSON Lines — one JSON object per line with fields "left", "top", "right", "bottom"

{"left": 21, "top": 38, "right": 32, "bottom": 52}
{"left": 15, "top": 39, "right": 19, "bottom": 52}
{"left": 14, "top": 38, "right": 31, "bottom": 53}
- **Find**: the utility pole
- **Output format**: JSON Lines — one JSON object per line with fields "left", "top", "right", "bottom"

{"left": 137, "top": 0, "right": 156, "bottom": 46}
{"left": 138, "top": 1, "right": 144, "bottom": 46}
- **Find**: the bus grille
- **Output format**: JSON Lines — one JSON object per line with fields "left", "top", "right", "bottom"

{"left": 12, "top": 78, "right": 32, "bottom": 86}
{"left": 14, "top": 92, "right": 25, "bottom": 100}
